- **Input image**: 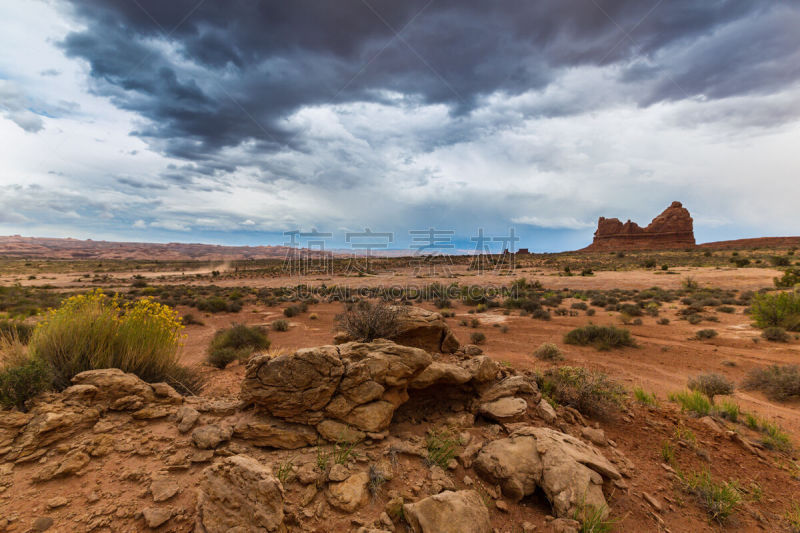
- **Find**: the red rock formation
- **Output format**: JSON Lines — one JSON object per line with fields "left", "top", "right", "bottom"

{"left": 584, "top": 201, "right": 695, "bottom": 251}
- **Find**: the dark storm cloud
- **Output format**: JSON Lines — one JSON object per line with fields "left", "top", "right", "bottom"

{"left": 59, "top": 0, "right": 799, "bottom": 165}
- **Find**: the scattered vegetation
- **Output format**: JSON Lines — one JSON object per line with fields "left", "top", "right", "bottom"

{"left": 564, "top": 324, "right": 636, "bottom": 350}
{"left": 694, "top": 329, "right": 718, "bottom": 340}
{"left": 0, "top": 335, "right": 51, "bottom": 410}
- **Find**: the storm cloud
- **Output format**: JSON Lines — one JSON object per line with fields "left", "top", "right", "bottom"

{"left": 1, "top": 0, "right": 800, "bottom": 248}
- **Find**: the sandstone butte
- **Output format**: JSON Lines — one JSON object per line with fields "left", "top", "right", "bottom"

{"left": 583, "top": 201, "right": 696, "bottom": 251}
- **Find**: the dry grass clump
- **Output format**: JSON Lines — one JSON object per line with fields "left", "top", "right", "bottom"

{"left": 335, "top": 300, "right": 405, "bottom": 342}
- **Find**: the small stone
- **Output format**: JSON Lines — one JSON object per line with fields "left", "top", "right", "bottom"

{"left": 536, "top": 398, "right": 557, "bottom": 424}
{"left": 328, "top": 463, "right": 350, "bottom": 482}
{"left": 581, "top": 427, "right": 606, "bottom": 446}
{"left": 150, "top": 477, "right": 180, "bottom": 502}
{"left": 87, "top": 491, "right": 100, "bottom": 503}
{"left": 32, "top": 517, "right": 54, "bottom": 532}
{"left": 142, "top": 507, "right": 172, "bottom": 529}
{"left": 495, "top": 500, "right": 509, "bottom": 512}
{"left": 522, "top": 521, "right": 537, "bottom": 533}
{"left": 46, "top": 497, "right": 68, "bottom": 509}
{"left": 643, "top": 492, "right": 662, "bottom": 513}
{"left": 463, "top": 475, "right": 473, "bottom": 486}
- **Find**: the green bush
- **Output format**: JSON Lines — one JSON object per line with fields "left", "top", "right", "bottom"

{"left": 749, "top": 291, "right": 800, "bottom": 331}
{"left": 535, "top": 366, "right": 626, "bottom": 418}
{"left": 744, "top": 365, "right": 800, "bottom": 401}
{"left": 762, "top": 326, "right": 789, "bottom": 342}
{"left": 774, "top": 268, "right": 800, "bottom": 288}
{"left": 533, "top": 342, "right": 563, "bottom": 361}
{"left": 208, "top": 323, "right": 270, "bottom": 368}
{"left": 564, "top": 324, "right": 635, "bottom": 350}
{"left": 30, "top": 290, "right": 197, "bottom": 392}
{"left": 0, "top": 355, "right": 51, "bottom": 410}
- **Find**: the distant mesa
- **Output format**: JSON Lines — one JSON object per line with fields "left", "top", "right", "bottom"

{"left": 583, "top": 201, "right": 696, "bottom": 251}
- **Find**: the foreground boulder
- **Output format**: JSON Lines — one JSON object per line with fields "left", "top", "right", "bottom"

{"left": 403, "top": 490, "right": 491, "bottom": 533}
{"left": 389, "top": 306, "right": 460, "bottom": 353}
{"left": 195, "top": 454, "right": 285, "bottom": 532}
{"left": 474, "top": 426, "right": 620, "bottom": 519}
{"left": 241, "top": 340, "right": 432, "bottom": 434}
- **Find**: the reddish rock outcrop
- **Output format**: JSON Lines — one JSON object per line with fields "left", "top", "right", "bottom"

{"left": 584, "top": 201, "right": 695, "bottom": 251}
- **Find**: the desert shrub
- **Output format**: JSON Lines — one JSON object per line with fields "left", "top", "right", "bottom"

{"left": 0, "top": 320, "right": 34, "bottom": 344}
{"left": 695, "top": 329, "right": 718, "bottom": 340}
{"left": 207, "top": 323, "right": 270, "bottom": 368}
{"left": 470, "top": 318, "right": 480, "bottom": 328}
{"left": 0, "top": 335, "right": 52, "bottom": 410}
{"left": 586, "top": 308, "right": 596, "bottom": 316}
{"left": 564, "top": 324, "right": 635, "bottom": 350}
{"left": 681, "top": 469, "right": 741, "bottom": 523}
{"left": 309, "top": 313, "right": 319, "bottom": 320}
{"left": 534, "top": 342, "right": 563, "bottom": 361}
{"left": 531, "top": 308, "right": 551, "bottom": 321}
{"left": 30, "top": 290, "right": 198, "bottom": 392}
{"left": 687, "top": 373, "right": 733, "bottom": 403}
{"left": 749, "top": 291, "right": 800, "bottom": 331}
{"left": 717, "top": 306, "right": 735, "bottom": 314}
{"left": 669, "top": 390, "right": 711, "bottom": 416}
{"left": 470, "top": 332, "right": 486, "bottom": 344}
{"left": 283, "top": 305, "right": 301, "bottom": 317}
{"left": 687, "top": 314, "right": 703, "bottom": 324}
{"left": 618, "top": 303, "right": 642, "bottom": 317}
{"left": 131, "top": 279, "right": 148, "bottom": 288}
{"left": 771, "top": 256, "right": 792, "bottom": 267}
{"left": 272, "top": 319, "right": 290, "bottom": 332}
{"left": 535, "top": 366, "right": 626, "bottom": 418}
{"left": 657, "top": 318, "right": 670, "bottom": 325}
{"left": 744, "top": 365, "right": 800, "bottom": 401}
{"left": 335, "top": 300, "right": 404, "bottom": 342}
{"left": 775, "top": 268, "right": 800, "bottom": 288}
{"left": 571, "top": 302, "right": 588, "bottom": 311}
{"left": 762, "top": 326, "right": 789, "bottom": 342}
{"left": 181, "top": 313, "right": 203, "bottom": 326}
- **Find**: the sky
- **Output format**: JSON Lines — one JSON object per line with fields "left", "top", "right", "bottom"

{"left": 1, "top": 0, "right": 800, "bottom": 253}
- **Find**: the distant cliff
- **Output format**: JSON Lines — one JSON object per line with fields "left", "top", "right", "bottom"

{"left": 583, "top": 201, "right": 696, "bottom": 251}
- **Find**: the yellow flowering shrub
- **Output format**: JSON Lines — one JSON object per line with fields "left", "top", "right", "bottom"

{"left": 30, "top": 289, "right": 193, "bottom": 390}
